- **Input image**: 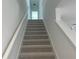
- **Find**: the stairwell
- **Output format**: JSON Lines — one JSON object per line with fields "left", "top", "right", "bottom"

{"left": 19, "top": 20, "right": 56, "bottom": 59}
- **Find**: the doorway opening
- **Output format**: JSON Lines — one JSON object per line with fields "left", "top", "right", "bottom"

{"left": 32, "top": 11, "right": 38, "bottom": 20}
{"left": 27, "top": 0, "right": 43, "bottom": 20}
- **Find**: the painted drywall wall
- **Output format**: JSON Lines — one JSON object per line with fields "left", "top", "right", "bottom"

{"left": 44, "top": 20, "right": 76, "bottom": 59}
{"left": 39, "top": 0, "right": 43, "bottom": 19}
{"left": 43, "top": 0, "right": 62, "bottom": 20}
{"left": 2, "top": 0, "right": 27, "bottom": 54}
{"left": 7, "top": 16, "right": 27, "bottom": 59}
{"left": 43, "top": 0, "right": 76, "bottom": 59}
{"left": 56, "top": 0, "right": 76, "bottom": 31}
{"left": 27, "top": 0, "right": 31, "bottom": 19}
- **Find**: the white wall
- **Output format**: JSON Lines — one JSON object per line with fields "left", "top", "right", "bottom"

{"left": 7, "top": 15, "right": 27, "bottom": 59}
{"left": 56, "top": 0, "right": 76, "bottom": 31}
{"left": 39, "top": 0, "right": 43, "bottom": 19}
{"left": 43, "top": 0, "right": 76, "bottom": 59}
{"left": 2, "top": 0, "right": 27, "bottom": 55}
{"left": 43, "top": 0, "right": 62, "bottom": 20}
{"left": 44, "top": 20, "right": 76, "bottom": 59}
{"left": 27, "top": 0, "right": 31, "bottom": 19}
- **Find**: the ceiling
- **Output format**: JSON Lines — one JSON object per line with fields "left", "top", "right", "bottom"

{"left": 30, "top": 0, "right": 39, "bottom": 11}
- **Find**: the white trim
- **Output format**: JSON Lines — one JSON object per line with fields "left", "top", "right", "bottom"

{"left": 50, "top": 39, "right": 60, "bottom": 59}
{"left": 3, "top": 13, "right": 27, "bottom": 59}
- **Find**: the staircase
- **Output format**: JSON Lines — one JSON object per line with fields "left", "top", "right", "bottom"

{"left": 19, "top": 20, "right": 56, "bottom": 59}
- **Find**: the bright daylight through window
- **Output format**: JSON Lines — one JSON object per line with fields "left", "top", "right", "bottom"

{"left": 32, "top": 11, "right": 38, "bottom": 19}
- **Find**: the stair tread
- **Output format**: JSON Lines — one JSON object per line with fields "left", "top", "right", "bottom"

{"left": 27, "top": 26, "right": 45, "bottom": 28}
{"left": 25, "top": 32, "right": 47, "bottom": 35}
{"left": 26, "top": 28, "right": 45, "bottom": 29}
{"left": 25, "top": 31, "right": 46, "bottom": 33}
{"left": 27, "top": 25, "right": 44, "bottom": 26}
{"left": 19, "top": 20, "right": 56, "bottom": 59}
{"left": 22, "top": 45, "right": 52, "bottom": 47}
{"left": 21, "top": 45, "right": 53, "bottom": 53}
{"left": 22, "top": 40, "right": 50, "bottom": 45}
{"left": 19, "top": 52, "right": 56, "bottom": 59}
{"left": 20, "top": 52, "right": 55, "bottom": 56}
{"left": 24, "top": 36, "right": 48, "bottom": 39}
{"left": 23, "top": 39, "right": 49, "bottom": 41}
{"left": 24, "top": 34, "right": 48, "bottom": 36}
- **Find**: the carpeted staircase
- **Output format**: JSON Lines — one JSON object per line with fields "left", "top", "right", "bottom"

{"left": 19, "top": 20, "right": 56, "bottom": 59}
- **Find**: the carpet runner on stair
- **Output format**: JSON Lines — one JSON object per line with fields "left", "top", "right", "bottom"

{"left": 19, "top": 20, "right": 56, "bottom": 59}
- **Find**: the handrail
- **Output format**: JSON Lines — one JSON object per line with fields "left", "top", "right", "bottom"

{"left": 3, "top": 13, "right": 27, "bottom": 59}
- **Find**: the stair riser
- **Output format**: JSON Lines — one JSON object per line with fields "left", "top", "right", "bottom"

{"left": 27, "top": 25, "right": 44, "bottom": 26}
{"left": 28, "top": 22, "right": 43, "bottom": 24}
{"left": 28, "top": 21, "right": 43, "bottom": 23}
{"left": 26, "top": 28, "right": 45, "bottom": 29}
{"left": 21, "top": 47, "right": 52, "bottom": 52}
{"left": 27, "top": 27, "right": 45, "bottom": 29}
{"left": 27, "top": 26, "right": 45, "bottom": 28}
{"left": 19, "top": 56, "right": 55, "bottom": 59}
{"left": 27, "top": 23, "right": 44, "bottom": 26}
{"left": 28, "top": 21, "right": 43, "bottom": 22}
{"left": 23, "top": 39, "right": 49, "bottom": 41}
{"left": 23, "top": 41, "right": 50, "bottom": 45}
{"left": 27, "top": 20, "right": 44, "bottom": 25}
{"left": 24, "top": 36, "right": 48, "bottom": 39}
{"left": 19, "top": 53, "right": 55, "bottom": 59}
{"left": 26, "top": 29, "right": 46, "bottom": 31}
{"left": 25, "top": 32, "right": 47, "bottom": 35}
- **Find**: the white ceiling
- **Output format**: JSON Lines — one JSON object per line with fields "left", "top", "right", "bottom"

{"left": 30, "top": 0, "right": 39, "bottom": 11}
{"left": 30, "top": 0, "right": 62, "bottom": 11}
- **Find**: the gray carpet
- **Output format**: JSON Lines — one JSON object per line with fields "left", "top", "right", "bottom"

{"left": 19, "top": 20, "right": 56, "bottom": 59}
